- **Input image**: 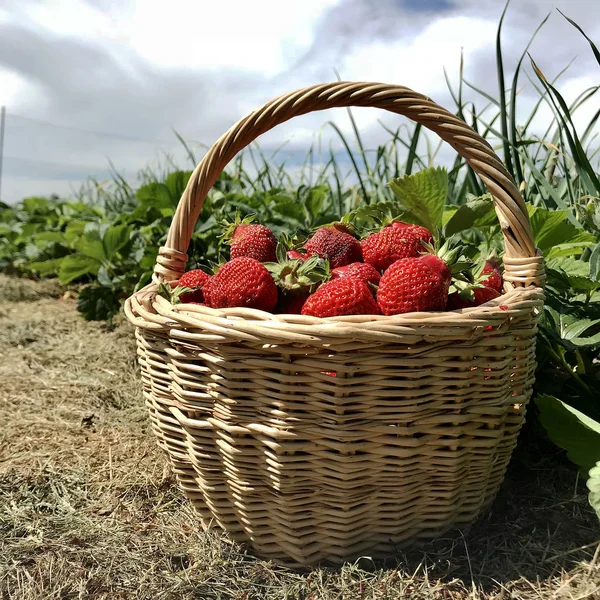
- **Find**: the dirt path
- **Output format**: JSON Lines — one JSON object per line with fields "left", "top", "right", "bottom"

{"left": 0, "top": 276, "right": 598, "bottom": 599}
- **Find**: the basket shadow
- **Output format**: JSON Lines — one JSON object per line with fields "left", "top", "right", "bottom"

{"left": 350, "top": 432, "right": 597, "bottom": 591}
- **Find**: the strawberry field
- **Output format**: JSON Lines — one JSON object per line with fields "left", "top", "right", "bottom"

{"left": 1, "top": 10, "right": 600, "bottom": 599}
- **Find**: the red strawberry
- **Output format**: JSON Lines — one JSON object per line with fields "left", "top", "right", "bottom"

{"left": 203, "top": 257, "right": 278, "bottom": 311}
{"left": 303, "top": 225, "right": 362, "bottom": 269}
{"left": 481, "top": 259, "right": 503, "bottom": 292}
{"left": 229, "top": 223, "right": 277, "bottom": 263}
{"left": 278, "top": 291, "right": 310, "bottom": 314}
{"left": 178, "top": 269, "right": 210, "bottom": 303}
{"left": 447, "top": 286, "right": 501, "bottom": 310}
{"left": 331, "top": 262, "right": 381, "bottom": 289}
{"left": 376, "top": 255, "right": 450, "bottom": 315}
{"left": 416, "top": 254, "right": 451, "bottom": 286}
{"left": 361, "top": 222, "right": 433, "bottom": 272}
{"left": 287, "top": 249, "right": 307, "bottom": 261}
{"left": 301, "top": 278, "right": 380, "bottom": 318}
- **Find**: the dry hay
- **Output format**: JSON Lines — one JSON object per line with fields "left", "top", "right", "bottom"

{"left": 0, "top": 275, "right": 598, "bottom": 599}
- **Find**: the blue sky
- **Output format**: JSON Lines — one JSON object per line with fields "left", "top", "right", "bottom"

{"left": 0, "top": 0, "right": 599, "bottom": 203}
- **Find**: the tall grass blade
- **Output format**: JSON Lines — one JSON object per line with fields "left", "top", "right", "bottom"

{"left": 530, "top": 55, "right": 600, "bottom": 196}
{"left": 327, "top": 121, "right": 369, "bottom": 204}
{"left": 496, "top": 0, "right": 515, "bottom": 177}
{"left": 405, "top": 123, "right": 422, "bottom": 175}
{"left": 557, "top": 8, "right": 600, "bottom": 66}
{"left": 509, "top": 12, "right": 551, "bottom": 187}
{"left": 173, "top": 129, "right": 197, "bottom": 168}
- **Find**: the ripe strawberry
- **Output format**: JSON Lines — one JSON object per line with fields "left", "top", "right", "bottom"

{"left": 301, "top": 278, "right": 380, "bottom": 318}
{"left": 416, "top": 254, "right": 451, "bottom": 286}
{"left": 481, "top": 259, "right": 503, "bottom": 292}
{"left": 221, "top": 214, "right": 277, "bottom": 263}
{"left": 230, "top": 223, "right": 277, "bottom": 262}
{"left": 447, "top": 286, "right": 501, "bottom": 310}
{"left": 178, "top": 268, "right": 210, "bottom": 303}
{"left": 303, "top": 225, "right": 362, "bottom": 269}
{"left": 376, "top": 255, "right": 450, "bottom": 315}
{"left": 331, "top": 262, "right": 381, "bottom": 289}
{"left": 287, "top": 249, "right": 307, "bottom": 261}
{"left": 361, "top": 222, "right": 433, "bottom": 272}
{"left": 203, "top": 257, "right": 278, "bottom": 311}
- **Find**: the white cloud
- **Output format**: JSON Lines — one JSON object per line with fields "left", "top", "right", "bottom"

{"left": 0, "top": 0, "right": 599, "bottom": 204}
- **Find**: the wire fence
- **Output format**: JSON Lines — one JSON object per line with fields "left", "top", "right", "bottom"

{"left": 0, "top": 107, "right": 198, "bottom": 205}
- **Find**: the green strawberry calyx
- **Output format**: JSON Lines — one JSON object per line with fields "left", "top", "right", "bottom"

{"left": 265, "top": 254, "right": 330, "bottom": 293}
{"left": 218, "top": 211, "right": 256, "bottom": 243}
{"left": 157, "top": 282, "right": 197, "bottom": 305}
{"left": 421, "top": 238, "right": 475, "bottom": 283}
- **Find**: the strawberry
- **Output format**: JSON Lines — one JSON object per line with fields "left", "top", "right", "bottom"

{"left": 178, "top": 268, "right": 210, "bottom": 303}
{"left": 230, "top": 224, "right": 277, "bottom": 262}
{"left": 361, "top": 222, "right": 433, "bottom": 272}
{"left": 376, "top": 254, "right": 451, "bottom": 315}
{"left": 447, "top": 286, "right": 501, "bottom": 310}
{"left": 481, "top": 259, "right": 503, "bottom": 292}
{"left": 287, "top": 249, "right": 307, "bottom": 261}
{"left": 303, "top": 225, "right": 362, "bottom": 269}
{"left": 266, "top": 254, "right": 330, "bottom": 314}
{"left": 221, "top": 214, "right": 277, "bottom": 263}
{"left": 203, "top": 257, "right": 278, "bottom": 311}
{"left": 301, "top": 278, "right": 380, "bottom": 318}
{"left": 331, "top": 262, "right": 381, "bottom": 290}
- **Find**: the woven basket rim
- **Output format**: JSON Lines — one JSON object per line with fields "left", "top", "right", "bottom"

{"left": 125, "top": 285, "right": 544, "bottom": 343}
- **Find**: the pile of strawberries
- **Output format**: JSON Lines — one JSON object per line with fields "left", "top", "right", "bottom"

{"left": 166, "top": 218, "right": 503, "bottom": 318}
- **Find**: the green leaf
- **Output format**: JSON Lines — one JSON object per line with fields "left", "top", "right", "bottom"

{"left": 547, "top": 257, "right": 600, "bottom": 295}
{"left": 529, "top": 206, "right": 596, "bottom": 254}
{"left": 164, "top": 170, "right": 192, "bottom": 201}
{"left": 97, "top": 265, "right": 113, "bottom": 287}
{"left": 536, "top": 394, "right": 600, "bottom": 472}
{"left": 22, "top": 196, "right": 49, "bottom": 213}
{"left": 64, "top": 220, "right": 89, "bottom": 245}
{"left": 102, "top": 224, "right": 132, "bottom": 260}
{"left": 77, "top": 285, "right": 121, "bottom": 321}
{"left": 588, "top": 461, "right": 600, "bottom": 521}
{"left": 590, "top": 243, "right": 600, "bottom": 281}
{"left": 29, "top": 257, "right": 65, "bottom": 276}
{"left": 33, "top": 231, "right": 65, "bottom": 247}
{"left": 137, "top": 182, "right": 174, "bottom": 216}
{"left": 443, "top": 195, "right": 497, "bottom": 236}
{"left": 576, "top": 196, "right": 600, "bottom": 234}
{"left": 75, "top": 230, "right": 106, "bottom": 262}
{"left": 306, "top": 187, "right": 328, "bottom": 219}
{"left": 387, "top": 167, "right": 448, "bottom": 237}
{"left": 59, "top": 254, "right": 101, "bottom": 284}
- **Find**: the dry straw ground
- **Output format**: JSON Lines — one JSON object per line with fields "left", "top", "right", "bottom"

{"left": 0, "top": 274, "right": 598, "bottom": 599}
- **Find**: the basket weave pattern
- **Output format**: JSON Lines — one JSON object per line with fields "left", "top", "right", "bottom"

{"left": 125, "top": 82, "right": 545, "bottom": 566}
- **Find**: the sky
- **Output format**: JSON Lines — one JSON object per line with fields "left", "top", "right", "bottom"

{"left": 0, "top": 0, "right": 599, "bottom": 204}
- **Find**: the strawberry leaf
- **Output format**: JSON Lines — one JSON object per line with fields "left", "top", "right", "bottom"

{"left": 529, "top": 206, "right": 596, "bottom": 256}
{"left": 387, "top": 167, "right": 448, "bottom": 239}
{"left": 536, "top": 394, "right": 600, "bottom": 473}
{"left": 443, "top": 195, "right": 497, "bottom": 236}
{"left": 59, "top": 254, "right": 101, "bottom": 285}
{"left": 77, "top": 285, "right": 121, "bottom": 321}
{"left": 588, "top": 461, "right": 600, "bottom": 521}
{"left": 103, "top": 224, "right": 132, "bottom": 260}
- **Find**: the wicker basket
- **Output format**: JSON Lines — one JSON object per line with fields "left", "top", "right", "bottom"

{"left": 124, "top": 82, "right": 545, "bottom": 566}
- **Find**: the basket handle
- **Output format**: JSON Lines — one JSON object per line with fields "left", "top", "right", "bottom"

{"left": 154, "top": 81, "right": 543, "bottom": 288}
